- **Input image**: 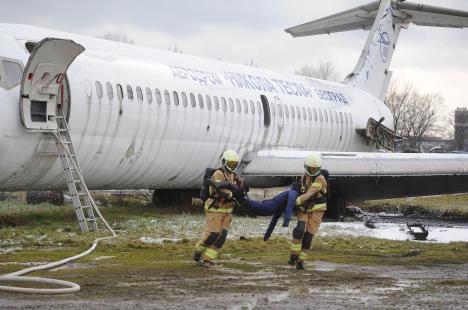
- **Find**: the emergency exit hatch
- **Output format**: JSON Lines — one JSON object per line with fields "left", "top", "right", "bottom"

{"left": 20, "top": 38, "right": 84, "bottom": 131}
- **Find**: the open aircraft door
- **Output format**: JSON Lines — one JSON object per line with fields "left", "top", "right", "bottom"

{"left": 20, "top": 38, "right": 84, "bottom": 131}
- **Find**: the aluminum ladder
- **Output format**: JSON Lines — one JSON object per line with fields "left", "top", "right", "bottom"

{"left": 53, "top": 105, "right": 98, "bottom": 232}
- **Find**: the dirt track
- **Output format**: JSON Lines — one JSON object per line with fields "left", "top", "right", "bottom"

{"left": 1, "top": 260, "right": 467, "bottom": 309}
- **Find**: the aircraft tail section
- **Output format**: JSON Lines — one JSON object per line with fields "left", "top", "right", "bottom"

{"left": 286, "top": 0, "right": 468, "bottom": 100}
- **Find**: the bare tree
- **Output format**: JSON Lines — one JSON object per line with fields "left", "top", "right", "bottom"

{"left": 385, "top": 81, "right": 444, "bottom": 148}
{"left": 295, "top": 61, "right": 340, "bottom": 81}
{"left": 168, "top": 45, "right": 183, "bottom": 54}
{"left": 443, "top": 110, "right": 455, "bottom": 140}
{"left": 98, "top": 31, "right": 135, "bottom": 44}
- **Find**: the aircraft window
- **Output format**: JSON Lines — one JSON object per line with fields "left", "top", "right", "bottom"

{"left": 106, "top": 82, "right": 114, "bottom": 100}
{"left": 296, "top": 106, "right": 301, "bottom": 120}
{"left": 277, "top": 104, "right": 283, "bottom": 117}
{"left": 302, "top": 107, "right": 307, "bottom": 120}
{"left": 95, "top": 81, "right": 103, "bottom": 99}
{"left": 214, "top": 96, "right": 220, "bottom": 111}
{"left": 155, "top": 89, "right": 162, "bottom": 104}
{"left": 146, "top": 87, "right": 153, "bottom": 103}
{"left": 181, "top": 92, "right": 188, "bottom": 107}
{"left": 136, "top": 86, "right": 143, "bottom": 103}
{"left": 313, "top": 108, "right": 317, "bottom": 121}
{"left": 173, "top": 91, "right": 179, "bottom": 106}
{"left": 270, "top": 103, "right": 276, "bottom": 117}
{"left": 339, "top": 112, "right": 343, "bottom": 123}
{"left": 344, "top": 112, "right": 348, "bottom": 124}
{"left": 290, "top": 105, "right": 295, "bottom": 119}
{"left": 319, "top": 109, "right": 323, "bottom": 122}
{"left": 329, "top": 110, "right": 334, "bottom": 123}
{"left": 198, "top": 94, "right": 204, "bottom": 109}
{"left": 206, "top": 95, "right": 212, "bottom": 110}
{"left": 229, "top": 98, "right": 234, "bottom": 112}
{"left": 116, "top": 84, "right": 123, "bottom": 100}
{"left": 284, "top": 104, "right": 289, "bottom": 118}
{"left": 243, "top": 100, "right": 248, "bottom": 114}
{"left": 260, "top": 95, "right": 271, "bottom": 127}
{"left": 1, "top": 60, "right": 23, "bottom": 89}
{"left": 307, "top": 108, "right": 312, "bottom": 121}
{"left": 127, "top": 85, "right": 134, "bottom": 101}
{"left": 250, "top": 100, "right": 255, "bottom": 114}
{"left": 257, "top": 101, "right": 262, "bottom": 116}
{"left": 190, "top": 93, "right": 196, "bottom": 108}
{"left": 236, "top": 99, "right": 241, "bottom": 113}
{"left": 221, "top": 97, "right": 227, "bottom": 112}
{"left": 164, "top": 90, "right": 171, "bottom": 105}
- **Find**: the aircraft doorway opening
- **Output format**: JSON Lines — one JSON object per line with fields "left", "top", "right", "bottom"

{"left": 19, "top": 38, "right": 84, "bottom": 131}
{"left": 260, "top": 95, "right": 271, "bottom": 127}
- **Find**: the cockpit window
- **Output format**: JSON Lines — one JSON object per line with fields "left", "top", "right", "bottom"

{"left": 0, "top": 60, "right": 23, "bottom": 90}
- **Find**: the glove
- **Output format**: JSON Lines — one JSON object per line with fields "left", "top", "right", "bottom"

{"left": 295, "top": 197, "right": 302, "bottom": 207}
{"left": 232, "top": 184, "right": 245, "bottom": 199}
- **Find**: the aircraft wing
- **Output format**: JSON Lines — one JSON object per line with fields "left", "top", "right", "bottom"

{"left": 285, "top": 1, "right": 468, "bottom": 37}
{"left": 399, "top": 2, "right": 468, "bottom": 28}
{"left": 242, "top": 151, "right": 468, "bottom": 201}
{"left": 284, "top": 2, "right": 379, "bottom": 37}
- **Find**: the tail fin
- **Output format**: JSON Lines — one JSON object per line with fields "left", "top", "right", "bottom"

{"left": 286, "top": 0, "right": 468, "bottom": 100}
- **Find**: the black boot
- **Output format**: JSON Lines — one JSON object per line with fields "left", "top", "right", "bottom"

{"left": 296, "top": 261, "right": 305, "bottom": 270}
{"left": 288, "top": 255, "right": 298, "bottom": 266}
{"left": 193, "top": 252, "right": 202, "bottom": 262}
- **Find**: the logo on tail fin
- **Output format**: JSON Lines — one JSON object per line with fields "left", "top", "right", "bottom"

{"left": 378, "top": 31, "right": 391, "bottom": 63}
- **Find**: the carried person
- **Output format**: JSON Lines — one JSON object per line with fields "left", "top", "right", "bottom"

{"left": 235, "top": 182, "right": 302, "bottom": 241}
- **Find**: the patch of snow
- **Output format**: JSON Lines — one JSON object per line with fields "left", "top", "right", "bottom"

{"left": 0, "top": 247, "right": 22, "bottom": 254}
{"left": 142, "top": 215, "right": 468, "bottom": 244}
{"left": 139, "top": 237, "right": 182, "bottom": 244}
{"left": 320, "top": 222, "right": 468, "bottom": 243}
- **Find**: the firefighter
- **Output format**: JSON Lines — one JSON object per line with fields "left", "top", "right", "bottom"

{"left": 193, "top": 149, "right": 241, "bottom": 267}
{"left": 289, "top": 153, "right": 327, "bottom": 270}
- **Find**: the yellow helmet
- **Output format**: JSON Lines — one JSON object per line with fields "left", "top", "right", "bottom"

{"left": 221, "top": 149, "right": 240, "bottom": 172}
{"left": 304, "top": 153, "right": 321, "bottom": 177}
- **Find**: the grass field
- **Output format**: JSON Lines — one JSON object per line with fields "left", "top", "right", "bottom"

{"left": 0, "top": 193, "right": 467, "bottom": 308}
{"left": 361, "top": 193, "right": 468, "bottom": 218}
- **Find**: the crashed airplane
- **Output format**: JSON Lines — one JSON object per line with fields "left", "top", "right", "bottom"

{"left": 0, "top": 0, "right": 467, "bottom": 219}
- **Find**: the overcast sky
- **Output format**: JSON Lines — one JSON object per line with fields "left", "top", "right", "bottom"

{"left": 1, "top": 0, "right": 467, "bottom": 113}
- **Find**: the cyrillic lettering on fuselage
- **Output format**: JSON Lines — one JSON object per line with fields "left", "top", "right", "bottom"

{"left": 314, "top": 89, "right": 349, "bottom": 105}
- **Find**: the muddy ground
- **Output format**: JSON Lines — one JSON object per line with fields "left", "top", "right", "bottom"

{"left": 1, "top": 249, "right": 467, "bottom": 309}
{"left": 0, "top": 193, "right": 467, "bottom": 309}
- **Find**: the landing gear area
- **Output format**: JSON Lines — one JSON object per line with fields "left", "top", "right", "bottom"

{"left": 152, "top": 189, "right": 197, "bottom": 211}
{"left": 325, "top": 192, "right": 346, "bottom": 221}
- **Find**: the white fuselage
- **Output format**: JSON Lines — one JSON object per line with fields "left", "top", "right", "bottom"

{"left": 0, "top": 24, "right": 393, "bottom": 190}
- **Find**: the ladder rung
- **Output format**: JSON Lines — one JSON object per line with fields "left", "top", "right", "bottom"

{"left": 56, "top": 115, "right": 64, "bottom": 119}
{"left": 81, "top": 205, "right": 92, "bottom": 209}
{"left": 58, "top": 129, "right": 68, "bottom": 132}
{"left": 73, "top": 179, "right": 82, "bottom": 183}
{"left": 85, "top": 218, "right": 96, "bottom": 222}
{"left": 77, "top": 192, "right": 87, "bottom": 196}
